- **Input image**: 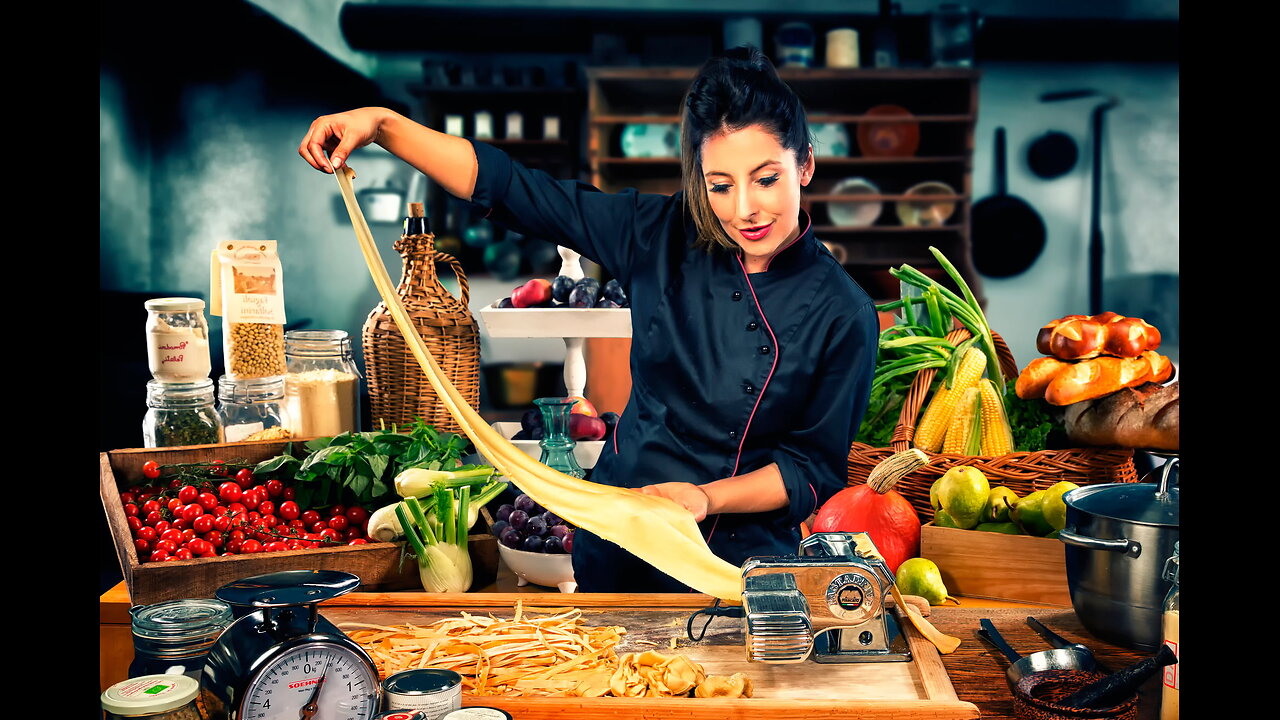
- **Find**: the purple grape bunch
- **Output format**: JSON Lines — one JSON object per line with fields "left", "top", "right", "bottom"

{"left": 492, "top": 493, "right": 575, "bottom": 554}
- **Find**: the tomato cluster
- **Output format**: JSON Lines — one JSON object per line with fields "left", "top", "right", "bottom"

{"left": 124, "top": 460, "right": 373, "bottom": 563}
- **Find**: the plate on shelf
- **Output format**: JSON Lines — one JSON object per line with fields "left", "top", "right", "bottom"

{"left": 810, "top": 122, "right": 851, "bottom": 157}
{"left": 896, "top": 181, "right": 958, "bottom": 227}
{"left": 621, "top": 123, "right": 680, "bottom": 158}
{"left": 826, "top": 177, "right": 883, "bottom": 227}
{"left": 479, "top": 299, "right": 632, "bottom": 339}
{"left": 857, "top": 105, "right": 921, "bottom": 158}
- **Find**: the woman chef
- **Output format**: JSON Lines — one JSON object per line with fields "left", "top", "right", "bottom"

{"left": 299, "top": 46, "right": 879, "bottom": 593}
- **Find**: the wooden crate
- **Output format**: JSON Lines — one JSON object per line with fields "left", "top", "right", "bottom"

{"left": 920, "top": 522, "right": 1071, "bottom": 606}
{"left": 100, "top": 440, "right": 499, "bottom": 606}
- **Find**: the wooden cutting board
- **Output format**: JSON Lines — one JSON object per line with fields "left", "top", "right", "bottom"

{"left": 320, "top": 593, "right": 980, "bottom": 719}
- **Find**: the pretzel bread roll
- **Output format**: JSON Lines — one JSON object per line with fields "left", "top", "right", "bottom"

{"left": 1102, "top": 316, "right": 1162, "bottom": 358}
{"left": 1142, "top": 351, "right": 1175, "bottom": 384}
{"left": 1036, "top": 314, "right": 1091, "bottom": 356}
{"left": 1015, "top": 356, "right": 1072, "bottom": 400}
{"left": 1044, "top": 355, "right": 1152, "bottom": 406}
{"left": 1047, "top": 317, "right": 1108, "bottom": 360}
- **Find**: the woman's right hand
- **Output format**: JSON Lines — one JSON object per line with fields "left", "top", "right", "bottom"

{"left": 298, "top": 107, "right": 390, "bottom": 174}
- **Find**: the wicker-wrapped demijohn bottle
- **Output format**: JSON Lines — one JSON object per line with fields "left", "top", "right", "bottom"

{"left": 362, "top": 202, "right": 480, "bottom": 433}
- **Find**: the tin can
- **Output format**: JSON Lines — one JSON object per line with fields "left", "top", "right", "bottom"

{"left": 383, "top": 669, "right": 463, "bottom": 718}
{"left": 373, "top": 712, "right": 430, "bottom": 720}
{"left": 441, "top": 708, "right": 514, "bottom": 720}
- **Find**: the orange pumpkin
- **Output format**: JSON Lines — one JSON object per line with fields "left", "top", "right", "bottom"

{"left": 812, "top": 477, "right": 922, "bottom": 574}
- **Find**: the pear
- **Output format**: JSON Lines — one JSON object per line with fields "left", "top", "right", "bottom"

{"left": 1012, "top": 489, "right": 1054, "bottom": 537}
{"left": 936, "top": 465, "right": 990, "bottom": 529}
{"left": 1042, "top": 481, "right": 1079, "bottom": 531}
{"left": 974, "top": 521, "right": 1023, "bottom": 535}
{"left": 929, "top": 478, "right": 943, "bottom": 511}
{"left": 933, "top": 508, "right": 962, "bottom": 528}
{"left": 981, "top": 486, "right": 1019, "bottom": 523}
{"left": 896, "top": 557, "right": 951, "bottom": 605}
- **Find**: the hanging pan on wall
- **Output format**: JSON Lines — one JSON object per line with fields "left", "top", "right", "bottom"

{"left": 1027, "top": 130, "right": 1079, "bottom": 180}
{"left": 971, "top": 126, "right": 1047, "bottom": 278}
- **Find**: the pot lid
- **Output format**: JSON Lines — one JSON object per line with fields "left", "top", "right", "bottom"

{"left": 1064, "top": 482, "right": 1179, "bottom": 527}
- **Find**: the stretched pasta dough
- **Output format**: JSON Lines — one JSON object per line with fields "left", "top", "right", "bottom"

{"left": 335, "top": 167, "right": 744, "bottom": 602}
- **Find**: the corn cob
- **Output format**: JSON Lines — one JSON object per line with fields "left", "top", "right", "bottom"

{"left": 914, "top": 347, "right": 987, "bottom": 452}
{"left": 942, "top": 386, "right": 982, "bottom": 454}
{"left": 978, "top": 378, "right": 1015, "bottom": 456}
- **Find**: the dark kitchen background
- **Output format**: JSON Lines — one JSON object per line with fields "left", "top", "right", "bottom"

{"left": 99, "top": 0, "right": 1178, "bottom": 593}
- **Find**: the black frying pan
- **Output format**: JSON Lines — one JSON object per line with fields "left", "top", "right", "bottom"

{"left": 971, "top": 127, "right": 1047, "bottom": 278}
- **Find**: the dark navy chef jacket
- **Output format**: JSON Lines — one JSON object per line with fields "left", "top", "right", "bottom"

{"left": 466, "top": 140, "right": 879, "bottom": 593}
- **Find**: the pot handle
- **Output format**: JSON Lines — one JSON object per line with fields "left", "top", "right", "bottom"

{"left": 1058, "top": 529, "right": 1142, "bottom": 558}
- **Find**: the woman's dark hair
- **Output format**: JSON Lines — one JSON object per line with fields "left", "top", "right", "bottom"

{"left": 680, "top": 45, "right": 811, "bottom": 251}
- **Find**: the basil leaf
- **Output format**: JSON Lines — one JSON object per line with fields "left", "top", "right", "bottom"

{"left": 255, "top": 455, "right": 300, "bottom": 476}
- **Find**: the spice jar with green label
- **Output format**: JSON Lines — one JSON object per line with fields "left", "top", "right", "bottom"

{"left": 142, "top": 379, "right": 224, "bottom": 447}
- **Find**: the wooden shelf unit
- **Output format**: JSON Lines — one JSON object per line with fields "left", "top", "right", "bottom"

{"left": 585, "top": 66, "right": 984, "bottom": 306}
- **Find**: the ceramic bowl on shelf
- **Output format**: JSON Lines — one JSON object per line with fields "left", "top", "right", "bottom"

{"left": 497, "top": 543, "right": 577, "bottom": 591}
{"left": 826, "top": 177, "right": 883, "bottom": 227}
{"left": 620, "top": 123, "right": 680, "bottom": 158}
{"left": 857, "top": 104, "right": 921, "bottom": 158}
{"left": 896, "top": 181, "right": 958, "bottom": 227}
{"left": 810, "top": 122, "right": 851, "bottom": 157}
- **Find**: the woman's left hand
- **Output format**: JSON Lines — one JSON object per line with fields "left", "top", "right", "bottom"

{"left": 637, "top": 483, "right": 712, "bottom": 522}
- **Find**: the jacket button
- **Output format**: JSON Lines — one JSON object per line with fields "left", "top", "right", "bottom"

{"left": 746, "top": 321, "right": 759, "bottom": 331}
{"left": 728, "top": 430, "right": 737, "bottom": 440}
{"left": 759, "top": 345, "right": 771, "bottom": 355}
{"left": 732, "top": 291, "right": 743, "bottom": 301}
{"left": 744, "top": 383, "right": 756, "bottom": 394}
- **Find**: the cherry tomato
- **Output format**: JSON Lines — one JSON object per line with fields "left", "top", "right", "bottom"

{"left": 278, "top": 501, "right": 300, "bottom": 521}
{"left": 167, "top": 498, "right": 184, "bottom": 514}
{"left": 142, "top": 461, "right": 161, "bottom": 480}
{"left": 197, "top": 492, "right": 219, "bottom": 511}
{"left": 123, "top": 503, "right": 139, "bottom": 518}
{"left": 283, "top": 487, "right": 297, "bottom": 501}
{"left": 144, "top": 511, "right": 163, "bottom": 527}
{"left": 246, "top": 511, "right": 261, "bottom": 524}
{"left": 328, "top": 504, "right": 346, "bottom": 518}
{"left": 240, "top": 539, "right": 262, "bottom": 554}
{"left": 262, "top": 515, "right": 279, "bottom": 529}
{"left": 327, "top": 515, "right": 349, "bottom": 532}
{"left": 137, "top": 526, "right": 157, "bottom": 542}
{"left": 177, "top": 485, "right": 198, "bottom": 504}
{"left": 227, "top": 502, "right": 247, "bottom": 515}
{"left": 241, "top": 490, "right": 261, "bottom": 511}
{"left": 265, "top": 479, "right": 284, "bottom": 498}
{"left": 181, "top": 528, "right": 197, "bottom": 544}
{"left": 234, "top": 467, "right": 254, "bottom": 485}
{"left": 168, "top": 478, "right": 182, "bottom": 489}
{"left": 209, "top": 460, "right": 227, "bottom": 477}
{"left": 154, "top": 539, "right": 178, "bottom": 555}
{"left": 345, "top": 505, "right": 369, "bottom": 527}
{"left": 218, "top": 482, "right": 243, "bottom": 504}
{"left": 347, "top": 538, "right": 368, "bottom": 546}
{"left": 119, "top": 492, "right": 137, "bottom": 505}
{"left": 318, "top": 528, "right": 341, "bottom": 543}
{"left": 257, "top": 500, "right": 275, "bottom": 517}
{"left": 225, "top": 539, "right": 244, "bottom": 554}
{"left": 180, "top": 503, "right": 203, "bottom": 522}
{"left": 149, "top": 550, "right": 169, "bottom": 562}
{"left": 344, "top": 527, "right": 363, "bottom": 541}
{"left": 309, "top": 521, "right": 329, "bottom": 534}
{"left": 213, "top": 515, "right": 232, "bottom": 533}
{"left": 153, "top": 520, "right": 171, "bottom": 535}
{"left": 193, "top": 514, "right": 214, "bottom": 534}
{"left": 203, "top": 530, "right": 224, "bottom": 549}
{"left": 171, "top": 517, "right": 190, "bottom": 530}
{"left": 173, "top": 547, "right": 194, "bottom": 560}
{"left": 300, "top": 510, "right": 321, "bottom": 527}
{"left": 160, "top": 528, "right": 183, "bottom": 544}
{"left": 264, "top": 541, "right": 289, "bottom": 553}
{"left": 212, "top": 505, "right": 229, "bottom": 517}
{"left": 142, "top": 499, "right": 162, "bottom": 516}
{"left": 126, "top": 516, "right": 143, "bottom": 534}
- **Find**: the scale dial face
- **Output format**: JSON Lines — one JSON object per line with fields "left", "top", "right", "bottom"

{"left": 239, "top": 641, "right": 379, "bottom": 720}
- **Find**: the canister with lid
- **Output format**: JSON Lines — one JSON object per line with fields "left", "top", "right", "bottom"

{"left": 142, "top": 379, "right": 224, "bottom": 448}
{"left": 217, "top": 374, "right": 289, "bottom": 442}
{"left": 284, "top": 329, "right": 363, "bottom": 437}
{"left": 129, "top": 597, "right": 234, "bottom": 680}
{"left": 383, "top": 668, "right": 463, "bottom": 717}
{"left": 101, "top": 674, "right": 201, "bottom": 720}
{"left": 144, "top": 297, "right": 212, "bottom": 383}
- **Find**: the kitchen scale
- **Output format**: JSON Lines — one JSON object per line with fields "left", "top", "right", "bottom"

{"left": 200, "top": 570, "right": 383, "bottom": 720}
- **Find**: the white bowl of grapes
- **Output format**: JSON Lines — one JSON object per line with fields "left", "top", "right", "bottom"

{"left": 491, "top": 492, "right": 578, "bottom": 592}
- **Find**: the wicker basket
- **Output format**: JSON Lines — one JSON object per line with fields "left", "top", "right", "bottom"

{"left": 362, "top": 223, "right": 480, "bottom": 435}
{"left": 847, "top": 327, "right": 1138, "bottom": 519}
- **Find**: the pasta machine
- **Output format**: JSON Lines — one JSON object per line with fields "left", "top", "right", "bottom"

{"left": 740, "top": 531, "right": 912, "bottom": 664}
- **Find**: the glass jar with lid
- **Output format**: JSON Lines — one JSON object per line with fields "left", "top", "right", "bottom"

{"left": 142, "top": 379, "right": 224, "bottom": 448}
{"left": 217, "top": 374, "right": 289, "bottom": 442}
{"left": 102, "top": 674, "right": 202, "bottom": 720}
{"left": 128, "top": 598, "right": 234, "bottom": 681}
{"left": 284, "top": 329, "right": 363, "bottom": 437}
{"left": 144, "top": 297, "right": 212, "bottom": 383}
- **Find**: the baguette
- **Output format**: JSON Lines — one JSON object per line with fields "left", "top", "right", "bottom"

{"left": 1064, "top": 381, "right": 1179, "bottom": 451}
{"left": 1044, "top": 355, "right": 1153, "bottom": 406}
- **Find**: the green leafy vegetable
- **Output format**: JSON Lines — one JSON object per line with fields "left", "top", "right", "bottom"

{"left": 1003, "top": 384, "right": 1059, "bottom": 452}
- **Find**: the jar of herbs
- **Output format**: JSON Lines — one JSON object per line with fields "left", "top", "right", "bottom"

{"left": 142, "top": 379, "right": 223, "bottom": 448}
{"left": 128, "top": 598, "right": 234, "bottom": 681}
{"left": 217, "top": 374, "right": 288, "bottom": 442}
{"left": 284, "top": 330, "right": 363, "bottom": 438}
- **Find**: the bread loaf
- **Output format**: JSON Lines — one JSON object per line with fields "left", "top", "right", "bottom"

{"left": 1064, "top": 381, "right": 1179, "bottom": 451}
{"left": 1036, "top": 312, "right": 1162, "bottom": 360}
{"left": 1044, "top": 355, "right": 1153, "bottom": 406}
{"left": 1015, "top": 356, "right": 1072, "bottom": 400}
